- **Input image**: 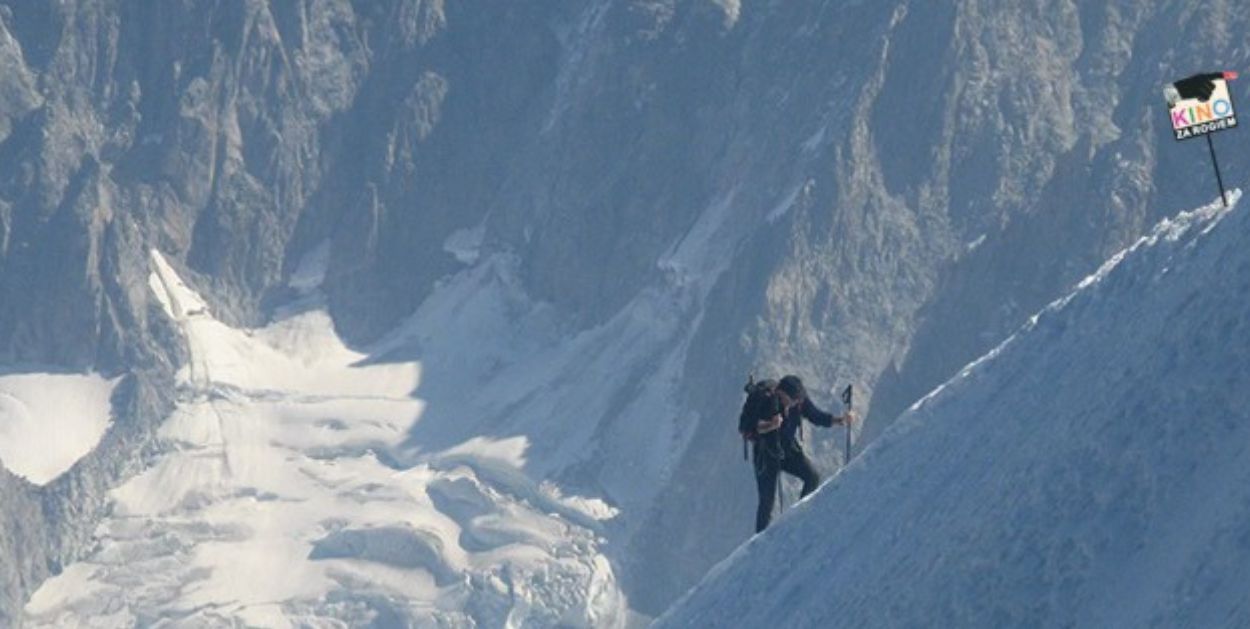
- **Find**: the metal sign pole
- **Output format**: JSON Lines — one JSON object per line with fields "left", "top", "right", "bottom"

{"left": 1206, "top": 133, "right": 1229, "bottom": 207}
{"left": 1168, "top": 71, "right": 1238, "bottom": 208}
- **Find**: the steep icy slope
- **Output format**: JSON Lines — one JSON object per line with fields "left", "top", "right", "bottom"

{"left": 657, "top": 190, "right": 1250, "bottom": 628}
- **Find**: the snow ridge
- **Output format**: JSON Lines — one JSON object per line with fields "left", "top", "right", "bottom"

{"left": 658, "top": 190, "right": 1250, "bottom": 628}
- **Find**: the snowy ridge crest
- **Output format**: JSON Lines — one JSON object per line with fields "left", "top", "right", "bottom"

{"left": 658, "top": 189, "right": 1250, "bottom": 628}
{"left": 908, "top": 189, "right": 1242, "bottom": 419}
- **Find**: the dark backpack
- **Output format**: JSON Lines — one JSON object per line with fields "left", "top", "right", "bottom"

{"left": 738, "top": 376, "right": 781, "bottom": 459}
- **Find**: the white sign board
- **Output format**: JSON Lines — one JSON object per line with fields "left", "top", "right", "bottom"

{"left": 1165, "top": 72, "right": 1238, "bottom": 141}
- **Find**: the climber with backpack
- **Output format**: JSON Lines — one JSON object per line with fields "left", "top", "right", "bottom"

{"left": 739, "top": 374, "right": 856, "bottom": 533}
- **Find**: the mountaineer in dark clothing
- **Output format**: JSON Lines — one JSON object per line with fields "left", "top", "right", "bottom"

{"left": 740, "top": 375, "right": 855, "bottom": 533}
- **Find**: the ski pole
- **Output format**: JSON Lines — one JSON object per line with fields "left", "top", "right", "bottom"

{"left": 841, "top": 384, "right": 854, "bottom": 464}
{"left": 777, "top": 474, "right": 783, "bottom": 515}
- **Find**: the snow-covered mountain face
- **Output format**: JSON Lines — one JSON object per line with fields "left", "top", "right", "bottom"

{"left": 657, "top": 190, "right": 1250, "bottom": 628}
{"left": 1, "top": 0, "right": 1249, "bottom": 622}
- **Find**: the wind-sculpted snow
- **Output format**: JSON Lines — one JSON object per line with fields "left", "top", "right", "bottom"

{"left": 658, "top": 190, "right": 1250, "bottom": 628}
{"left": 23, "top": 252, "right": 625, "bottom": 628}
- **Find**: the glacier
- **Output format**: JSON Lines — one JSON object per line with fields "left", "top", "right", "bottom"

{"left": 24, "top": 251, "right": 625, "bottom": 627}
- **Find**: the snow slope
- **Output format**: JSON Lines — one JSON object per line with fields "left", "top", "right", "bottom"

{"left": 0, "top": 371, "right": 119, "bottom": 485}
{"left": 657, "top": 190, "right": 1250, "bottom": 628}
{"left": 24, "top": 252, "right": 624, "bottom": 627}
{"left": 375, "top": 252, "right": 698, "bottom": 516}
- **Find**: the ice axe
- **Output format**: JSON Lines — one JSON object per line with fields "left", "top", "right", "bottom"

{"left": 841, "top": 384, "right": 854, "bottom": 464}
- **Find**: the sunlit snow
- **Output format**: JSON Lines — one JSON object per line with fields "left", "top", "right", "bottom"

{"left": 0, "top": 371, "right": 119, "bottom": 485}
{"left": 25, "top": 251, "right": 625, "bottom": 627}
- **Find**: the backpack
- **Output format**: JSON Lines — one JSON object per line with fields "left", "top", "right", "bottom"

{"left": 738, "top": 376, "right": 781, "bottom": 459}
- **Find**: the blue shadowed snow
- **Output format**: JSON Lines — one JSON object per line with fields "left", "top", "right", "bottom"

{"left": 658, "top": 191, "right": 1250, "bottom": 628}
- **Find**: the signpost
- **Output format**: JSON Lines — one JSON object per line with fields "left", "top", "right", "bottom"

{"left": 1165, "top": 71, "right": 1239, "bottom": 206}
